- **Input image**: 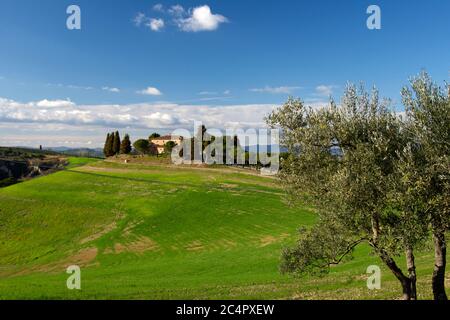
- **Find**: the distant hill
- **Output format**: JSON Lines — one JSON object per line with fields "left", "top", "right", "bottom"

{"left": 47, "top": 146, "right": 72, "bottom": 152}
{"left": 0, "top": 146, "right": 59, "bottom": 159}
{"left": 46, "top": 147, "right": 104, "bottom": 158}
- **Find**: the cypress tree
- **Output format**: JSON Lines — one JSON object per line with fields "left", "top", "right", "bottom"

{"left": 120, "top": 134, "right": 132, "bottom": 154}
{"left": 110, "top": 132, "right": 114, "bottom": 154}
{"left": 103, "top": 133, "right": 111, "bottom": 157}
{"left": 106, "top": 132, "right": 114, "bottom": 157}
{"left": 113, "top": 131, "right": 121, "bottom": 155}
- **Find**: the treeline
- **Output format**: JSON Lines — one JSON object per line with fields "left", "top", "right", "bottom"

{"left": 178, "top": 125, "right": 242, "bottom": 164}
{"left": 103, "top": 131, "right": 131, "bottom": 157}
{"left": 102, "top": 126, "right": 277, "bottom": 168}
{"left": 103, "top": 132, "right": 171, "bottom": 157}
{"left": 177, "top": 125, "right": 276, "bottom": 168}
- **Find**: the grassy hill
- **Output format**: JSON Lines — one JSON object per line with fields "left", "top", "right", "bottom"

{"left": 0, "top": 147, "right": 61, "bottom": 162}
{"left": 0, "top": 147, "right": 66, "bottom": 188}
{"left": 0, "top": 158, "right": 447, "bottom": 299}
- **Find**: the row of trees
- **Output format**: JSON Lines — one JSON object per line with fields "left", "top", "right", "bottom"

{"left": 267, "top": 72, "right": 449, "bottom": 300}
{"left": 155, "top": 125, "right": 272, "bottom": 167}
{"left": 177, "top": 125, "right": 243, "bottom": 164}
{"left": 103, "top": 131, "right": 131, "bottom": 157}
{"left": 103, "top": 132, "right": 177, "bottom": 157}
{"left": 102, "top": 128, "right": 268, "bottom": 166}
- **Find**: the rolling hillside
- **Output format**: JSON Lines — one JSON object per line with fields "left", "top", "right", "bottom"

{"left": 0, "top": 147, "right": 66, "bottom": 188}
{"left": 0, "top": 158, "right": 446, "bottom": 299}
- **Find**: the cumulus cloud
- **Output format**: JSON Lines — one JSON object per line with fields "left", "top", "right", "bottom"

{"left": 168, "top": 4, "right": 185, "bottom": 17}
{"left": 1, "top": 96, "right": 340, "bottom": 148}
{"left": 250, "top": 86, "right": 302, "bottom": 94}
{"left": 145, "top": 112, "right": 180, "bottom": 126}
{"left": 36, "top": 99, "right": 75, "bottom": 108}
{"left": 153, "top": 3, "right": 164, "bottom": 12}
{"left": 133, "top": 12, "right": 147, "bottom": 26}
{"left": 137, "top": 87, "right": 163, "bottom": 96}
{"left": 134, "top": 5, "right": 227, "bottom": 33}
{"left": 176, "top": 5, "right": 228, "bottom": 32}
{"left": 147, "top": 18, "right": 165, "bottom": 31}
{"left": 0, "top": 97, "right": 281, "bottom": 132}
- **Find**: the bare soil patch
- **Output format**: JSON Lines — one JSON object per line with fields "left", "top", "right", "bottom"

{"left": 80, "top": 222, "right": 117, "bottom": 244}
{"left": 112, "top": 236, "right": 159, "bottom": 254}
{"left": 185, "top": 240, "right": 205, "bottom": 251}
{"left": 259, "top": 233, "right": 290, "bottom": 247}
{"left": 12, "top": 247, "right": 99, "bottom": 277}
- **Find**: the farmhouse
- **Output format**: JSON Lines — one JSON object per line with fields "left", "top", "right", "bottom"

{"left": 150, "top": 135, "right": 183, "bottom": 154}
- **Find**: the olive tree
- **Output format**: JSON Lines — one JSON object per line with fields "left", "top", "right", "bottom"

{"left": 401, "top": 72, "right": 450, "bottom": 300}
{"left": 133, "top": 139, "right": 150, "bottom": 155}
{"left": 267, "top": 86, "right": 427, "bottom": 299}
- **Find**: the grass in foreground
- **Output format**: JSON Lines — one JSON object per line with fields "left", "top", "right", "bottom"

{"left": 0, "top": 157, "right": 447, "bottom": 299}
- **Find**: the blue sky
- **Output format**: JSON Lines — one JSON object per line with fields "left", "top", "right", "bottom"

{"left": 0, "top": 0, "right": 449, "bottom": 147}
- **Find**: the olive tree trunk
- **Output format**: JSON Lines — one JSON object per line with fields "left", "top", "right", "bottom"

{"left": 383, "top": 257, "right": 412, "bottom": 300}
{"left": 405, "top": 247, "right": 417, "bottom": 300}
{"left": 372, "top": 216, "right": 415, "bottom": 300}
{"left": 432, "top": 232, "right": 448, "bottom": 300}
{"left": 375, "top": 246, "right": 413, "bottom": 300}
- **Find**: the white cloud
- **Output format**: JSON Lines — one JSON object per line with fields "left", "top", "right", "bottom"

{"left": 36, "top": 99, "right": 75, "bottom": 108}
{"left": 1, "top": 97, "right": 339, "bottom": 148}
{"left": 46, "top": 83, "right": 93, "bottom": 91}
{"left": 153, "top": 4, "right": 164, "bottom": 12}
{"left": 147, "top": 18, "right": 165, "bottom": 31}
{"left": 168, "top": 4, "right": 185, "bottom": 17}
{"left": 133, "top": 12, "right": 147, "bottom": 26}
{"left": 0, "top": 97, "right": 279, "bottom": 132}
{"left": 315, "top": 85, "right": 337, "bottom": 97}
{"left": 198, "top": 96, "right": 232, "bottom": 102}
{"left": 102, "top": 86, "right": 120, "bottom": 93}
{"left": 250, "top": 86, "right": 302, "bottom": 94}
{"left": 197, "top": 90, "right": 231, "bottom": 96}
{"left": 145, "top": 112, "right": 180, "bottom": 126}
{"left": 137, "top": 87, "right": 163, "bottom": 96}
{"left": 134, "top": 5, "right": 227, "bottom": 33}
{"left": 176, "top": 5, "right": 228, "bottom": 32}
{"left": 198, "top": 91, "right": 218, "bottom": 95}
{"left": 67, "top": 84, "right": 94, "bottom": 90}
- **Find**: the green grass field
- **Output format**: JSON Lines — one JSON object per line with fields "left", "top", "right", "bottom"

{"left": 0, "top": 157, "right": 447, "bottom": 299}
